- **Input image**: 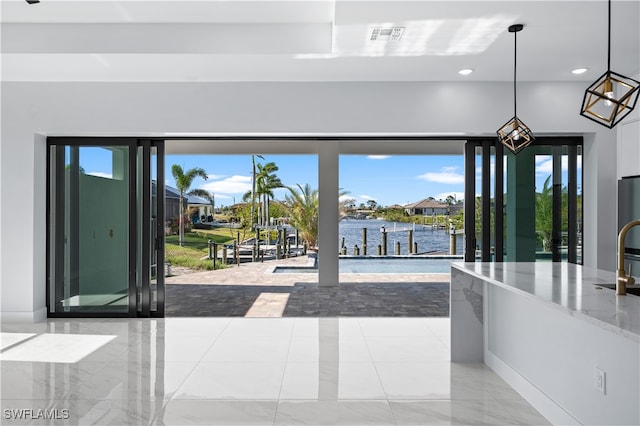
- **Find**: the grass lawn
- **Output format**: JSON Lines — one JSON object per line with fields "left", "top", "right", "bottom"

{"left": 165, "top": 230, "right": 233, "bottom": 271}
{"left": 166, "top": 229, "right": 234, "bottom": 246}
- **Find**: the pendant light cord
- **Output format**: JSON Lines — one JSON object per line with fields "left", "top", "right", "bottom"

{"left": 607, "top": 0, "right": 611, "bottom": 71}
{"left": 514, "top": 29, "right": 517, "bottom": 117}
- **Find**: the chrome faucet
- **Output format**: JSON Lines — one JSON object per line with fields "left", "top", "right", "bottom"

{"left": 617, "top": 219, "right": 640, "bottom": 295}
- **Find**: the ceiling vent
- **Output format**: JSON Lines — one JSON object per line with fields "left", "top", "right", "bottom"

{"left": 370, "top": 27, "right": 404, "bottom": 41}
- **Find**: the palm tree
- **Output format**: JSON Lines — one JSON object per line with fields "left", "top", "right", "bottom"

{"left": 250, "top": 154, "right": 264, "bottom": 229}
{"left": 256, "top": 162, "right": 283, "bottom": 226}
{"left": 285, "top": 184, "right": 319, "bottom": 249}
{"left": 286, "top": 185, "right": 351, "bottom": 249}
{"left": 536, "top": 175, "right": 554, "bottom": 252}
{"left": 171, "top": 164, "right": 208, "bottom": 246}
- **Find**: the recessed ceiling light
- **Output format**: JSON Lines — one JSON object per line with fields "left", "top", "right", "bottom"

{"left": 572, "top": 68, "right": 588, "bottom": 75}
{"left": 458, "top": 69, "right": 474, "bottom": 75}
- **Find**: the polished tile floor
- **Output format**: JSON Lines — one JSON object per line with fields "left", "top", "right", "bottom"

{"left": 0, "top": 318, "right": 550, "bottom": 425}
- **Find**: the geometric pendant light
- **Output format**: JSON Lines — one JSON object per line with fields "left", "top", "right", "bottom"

{"left": 497, "top": 24, "right": 535, "bottom": 154}
{"left": 580, "top": 0, "right": 640, "bottom": 128}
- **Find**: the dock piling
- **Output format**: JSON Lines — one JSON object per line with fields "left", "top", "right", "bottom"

{"left": 382, "top": 230, "right": 388, "bottom": 255}
{"left": 362, "top": 228, "right": 367, "bottom": 256}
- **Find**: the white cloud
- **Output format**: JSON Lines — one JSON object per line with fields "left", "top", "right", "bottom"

{"left": 535, "top": 155, "right": 552, "bottom": 164}
{"left": 206, "top": 174, "right": 226, "bottom": 180}
{"left": 435, "top": 191, "right": 465, "bottom": 201}
{"left": 87, "top": 171, "right": 113, "bottom": 179}
{"left": 200, "top": 175, "right": 251, "bottom": 194}
{"left": 367, "top": 155, "right": 390, "bottom": 160}
{"left": 417, "top": 168, "right": 464, "bottom": 184}
{"left": 536, "top": 159, "right": 553, "bottom": 174}
{"left": 536, "top": 156, "right": 582, "bottom": 175}
{"left": 442, "top": 166, "right": 459, "bottom": 173}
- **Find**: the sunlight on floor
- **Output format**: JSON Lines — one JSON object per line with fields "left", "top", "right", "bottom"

{"left": 0, "top": 333, "right": 116, "bottom": 363}
{"left": 245, "top": 292, "right": 291, "bottom": 317}
{"left": 0, "top": 332, "right": 36, "bottom": 350}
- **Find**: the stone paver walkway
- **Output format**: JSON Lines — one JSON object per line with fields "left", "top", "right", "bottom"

{"left": 165, "top": 255, "right": 451, "bottom": 317}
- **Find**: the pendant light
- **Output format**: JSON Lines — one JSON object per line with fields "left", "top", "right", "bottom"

{"left": 497, "top": 24, "right": 534, "bottom": 155}
{"left": 580, "top": 0, "right": 639, "bottom": 128}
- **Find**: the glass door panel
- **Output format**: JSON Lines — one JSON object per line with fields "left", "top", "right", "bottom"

{"left": 48, "top": 144, "right": 132, "bottom": 314}
{"left": 136, "top": 141, "right": 164, "bottom": 317}
{"left": 47, "top": 138, "right": 164, "bottom": 317}
{"left": 151, "top": 146, "right": 159, "bottom": 312}
{"left": 149, "top": 143, "right": 164, "bottom": 316}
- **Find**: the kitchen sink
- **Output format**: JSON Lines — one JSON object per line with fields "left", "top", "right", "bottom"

{"left": 593, "top": 283, "right": 640, "bottom": 296}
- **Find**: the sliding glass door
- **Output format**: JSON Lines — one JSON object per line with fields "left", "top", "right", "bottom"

{"left": 465, "top": 137, "right": 582, "bottom": 264}
{"left": 137, "top": 140, "right": 165, "bottom": 317}
{"left": 47, "top": 138, "right": 164, "bottom": 317}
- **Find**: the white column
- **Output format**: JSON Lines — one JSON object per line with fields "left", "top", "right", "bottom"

{"left": 583, "top": 130, "right": 617, "bottom": 271}
{"left": 318, "top": 142, "right": 339, "bottom": 287}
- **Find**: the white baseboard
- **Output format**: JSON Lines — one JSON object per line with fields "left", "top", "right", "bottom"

{"left": 1, "top": 307, "right": 47, "bottom": 323}
{"left": 484, "top": 350, "right": 580, "bottom": 426}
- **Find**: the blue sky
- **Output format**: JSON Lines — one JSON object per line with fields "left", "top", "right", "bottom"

{"left": 76, "top": 148, "right": 580, "bottom": 207}
{"left": 166, "top": 154, "right": 465, "bottom": 207}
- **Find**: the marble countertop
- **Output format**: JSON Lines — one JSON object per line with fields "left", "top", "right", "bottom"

{"left": 451, "top": 262, "right": 640, "bottom": 342}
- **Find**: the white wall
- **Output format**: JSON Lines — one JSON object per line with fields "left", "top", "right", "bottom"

{"left": 0, "top": 80, "right": 618, "bottom": 320}
{"left": 618, "top": 120, "right": 640, "bottom": 179}
{"left": 617, "top": 73, "right": 640, "bottom": 180}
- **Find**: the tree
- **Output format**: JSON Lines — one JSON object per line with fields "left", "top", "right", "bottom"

{"left": 250, "top": 154, "right": 264, "bottom": 229}
{"left": 445, "top": 194, "right": 456, "bottom": 206}
{"left": 285, "top": 184, "right": 319, "bottom": 249}
{"left": 535, "top": 175, "right": 553, "bottom": 252}
{"left": 339, "top": 188, "right": 355, "bottom": 219}
{"left": 256, "top": 162, "right": 283, "bottom": 226}
{"left": 171, "top": 164, "right": 208, "bottom": 246}
{"left": 535, "top": 175, "right": 570, "bottom": 253}
{"left": 245, "top": 161, "right": 282, "bottom": 226}
{"left": 366, "top": 199, "right": 378, "bottom": 210}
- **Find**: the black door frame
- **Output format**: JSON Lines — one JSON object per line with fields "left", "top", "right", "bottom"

{"left": 46, "top": 137, "right": 164, "bottom": 318}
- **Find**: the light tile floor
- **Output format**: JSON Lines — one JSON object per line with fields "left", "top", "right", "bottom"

{"left": 0, "top": 318, "right": 550, "bottom": 425}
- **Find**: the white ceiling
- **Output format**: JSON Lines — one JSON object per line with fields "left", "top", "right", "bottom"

{"left": 1, "top": 0, "right": 639, "bottom": 82}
